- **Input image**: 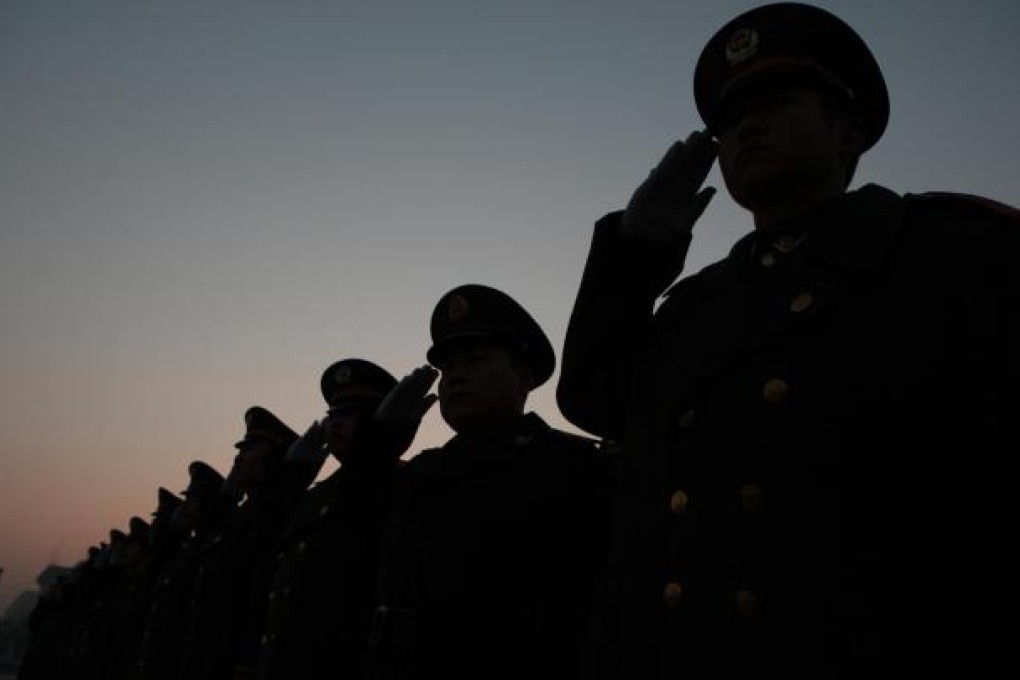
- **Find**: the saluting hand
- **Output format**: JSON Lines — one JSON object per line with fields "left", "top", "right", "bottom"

{"left": 621, "top": 129, "right": 719, "bottom": 242}
{"left": 373, "top": 365, "right": 439, "bottom": 454}
{"left": 286, "top": 420, "right": 327, "bottom": 462}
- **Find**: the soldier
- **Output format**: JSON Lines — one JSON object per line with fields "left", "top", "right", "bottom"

{"left": 367, "top": 284, "right": 616, "bottom": 680}
{"left": 556, "top": 3, "right": 1019, "bottom": 678}
{"left": 103, "top": 489, "right": 184, "bottom": 680}
{"left": 178, "top": 406, "right": 307, "bottom": 679}
{"left": 135, "top": 461, "right": 230, "bottom": 680}
{"left": 256, "top": 358, "right": 402, "bottom": 680}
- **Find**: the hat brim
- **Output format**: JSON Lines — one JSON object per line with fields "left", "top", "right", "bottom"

{"left": 426, "top": 331, "right": 517, "bottom": 366}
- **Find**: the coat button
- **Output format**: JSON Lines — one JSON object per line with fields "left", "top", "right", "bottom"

{"left": 319, "top": 504, "right": 330, "bottom": 517}
{"left": 740, "top": 484, "right": 764, "bottom": 512}
{"left": 774, "top": 233, "right": 806, "bottom": 253}
{"left": 276, "top": 551, "right": 285, "bottom": 562}
{"left": 283, "top": 585, "right": 292, "bottom": 598}
{"left": 734, "top": 590, "right": 760, "bottom": 619}
{"left": 669, "top": 490, "right": 689, "bottom": 515}
{"left": 261, "top": 635, "right": 268, "bottom": 646}
{"left": 676, "top": 409, "right": 695, "bottom": 429}
{"left": 298, "top": 541, "right": 307, "bottom": 552}
{"left": 268, "top": 590, "right": 276, "bottom": 601}
{"left": 663, "top": 581, "right": 684, "bottom": 608}
{"left": 789, "top": 292, "right": 814, "bottom": 313}
{"left": 759, "top": 251, "right": 777, "bottom": 268}
{"left": 762, "top": 378, "right": 789, "bottom": 404}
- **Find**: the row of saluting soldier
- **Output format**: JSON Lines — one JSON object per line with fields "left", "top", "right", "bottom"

{"left": 18, "top": 283, "right": 619, "bottom": 680}
{"left": 20, "top": 3, "right": 1020, "bottom": 678}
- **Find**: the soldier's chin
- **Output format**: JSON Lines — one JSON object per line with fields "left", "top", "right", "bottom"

{"left": 440, "top": 402, "right": 483, "bottom": 432}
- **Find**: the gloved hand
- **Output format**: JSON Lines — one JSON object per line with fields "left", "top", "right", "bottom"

{"left": 286, "top": 420, "right": 328, "bottom": 463}
{"left": 620, "top": 129, "right": 718, "bottom": 243}
{"left": 373, "top": 365, "right": 439, "bottom": 456}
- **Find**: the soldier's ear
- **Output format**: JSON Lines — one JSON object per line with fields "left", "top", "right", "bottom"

{"left": 835, "top": 115, "right": 866, "bottom": 187}
{"left": 836, "top": 115, "right": 866, "bottom": 158}
{"left": 515, "top": 364, "right": 536, "bottom": 395}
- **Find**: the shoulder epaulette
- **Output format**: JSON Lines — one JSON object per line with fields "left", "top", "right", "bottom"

{"left": 911, "top": 191, "right": 1020, "bottom": 224}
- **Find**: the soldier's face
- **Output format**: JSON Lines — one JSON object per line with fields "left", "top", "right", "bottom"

{"left": 323, "top": 398, "right": 376, "bottom": 463}
{"left": 437, "top": 344, "right": 529, "bottom": 432}
{"left": 717, "top": 83, "right": 858, "bottom": 214}
{"left": 228, "top": 441, "right": 272, "bottom": 493}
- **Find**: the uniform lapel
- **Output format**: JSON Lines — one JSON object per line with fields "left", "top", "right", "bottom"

{"left": 651, "top": 184, "right": 906, "bottom": 401}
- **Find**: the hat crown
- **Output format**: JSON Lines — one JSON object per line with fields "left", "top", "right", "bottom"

{"left": 185, "top": 460, "right": 225, "bottom": 497}
{"left": 319, "top": 358, "right": 397, "bottom": 406}
{"left": 694, "top": 2, "right": 888, "bottom": 150}
{"left": 156, "top": 487, "right": 182, "bottom": 512}
{"left": 239, "top": 405, "right": 298, "bottom": 449}
{"left": 426, "top": 284, "right": 556, "bottom": 388}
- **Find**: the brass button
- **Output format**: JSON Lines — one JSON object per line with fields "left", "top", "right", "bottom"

{"left": 789, "top": 292, "right": 814, "bottom": 313}
{"left": 740, "top": 484, "right": 764, "bottom": 512}
{"left": 319, "top": 504, "right": 330, "bottom": 517}
{"left": 663, "top": 581, "right": 684, "bottom": 608}
{"left": 298, "top": 541, "right": 307, "bottom": 552}
{"left": 762, "top": 378, "right": 789, "bottom": 404}
{"left": 669, "top": 490, "right": 689, "bottom": 515}
{"left": 759, "top": 251, "right": 777, "bottom": 268}
{"left": 734, "top": 590, "right": 760, "bottom": 619}
{"left": 283, "top": 585, "right": 292, "bottom": 598}
{"left": 676, "top": 409, "right": 695, "bottom": 429}
{"left": 261, "top": 635, "right": 268, "bottom": 645}
{"left": 268, "top": 590, "right": 276, "bottom": 601}
{"left": 276, "top": 551, "right": 285, "bottom": 562}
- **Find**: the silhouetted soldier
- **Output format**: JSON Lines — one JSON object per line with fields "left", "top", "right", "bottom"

{"left": 95, "top": 517, "right": 151, "bottom": 678}
{"left": 18, "top": 570, "right": 74, "bottom": 680}
{"left": 178, "top": 406, "right": 308, "bottom": 680}
{"left": 135, "top": 462, "right": 229, "bottom": 680}
{"left": 83, "top": 526, "right": 144, "bottom": 678}
{"left": 104, "top": 488, "right": 184, "bottom": 680}
{"left": 256, "top": 359, "right": 401, "bottom": 680}
{"left": 367, "top": 284, "right": 616, "bottom": 680}
{"left": 557, "top": 3, "right": 1020, "bottom": 677}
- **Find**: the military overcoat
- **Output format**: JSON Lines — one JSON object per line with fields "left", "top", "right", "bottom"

{"left": 368, "top": 412, "right": 616, "bottom": 680}
{"left": 557, "top": 184, "right": 1019, "bottom": 679}
{"left": 256, "top": 456, "right": 397, "bottom": 680}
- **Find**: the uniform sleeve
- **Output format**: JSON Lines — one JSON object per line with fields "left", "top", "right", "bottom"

{"left": 556, "top": 211, "right": 692, "bottom": 439}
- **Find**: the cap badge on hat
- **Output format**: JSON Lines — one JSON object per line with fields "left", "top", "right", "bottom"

{"left": 725, "top": 26, "right": 759, "bottom": 65}
{"left": 447, "top": 293, "right": 470, "bottom": 323}
{"left": 334, "top": 366, "right": 352, "bottom": 385}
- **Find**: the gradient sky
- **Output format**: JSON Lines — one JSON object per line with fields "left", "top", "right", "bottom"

{"left": 2, "top": 0, "right": 1019, "bottom": 613}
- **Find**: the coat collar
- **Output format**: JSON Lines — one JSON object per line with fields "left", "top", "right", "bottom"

{"left": 725, "top": 183, "right": 905, "bottom": 276}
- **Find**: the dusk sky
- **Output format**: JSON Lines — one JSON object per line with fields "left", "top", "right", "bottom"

{"left": 2, "top": 0, "right": 1019, "bottom": 612}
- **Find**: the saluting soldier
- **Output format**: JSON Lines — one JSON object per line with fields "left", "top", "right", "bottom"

{"left": 83, "top": 527, "right": 141, "bottom": 678}
{"left": 557, "top": 3, "right": 1020, "bottom": 678}
{"left": 178, "top": 406, "right": 308, "bottom": 679}
{"left": 367, "top": 284, "right": 616, "bottom": 680}
{"left": 134, "top": 461, "right": 230, "bottom": 680}
{"left": 256, "top": 358, "right": 401, "bottom": 680}
{"left": 104, "top": 488, "right": 184, "bottom": 680}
